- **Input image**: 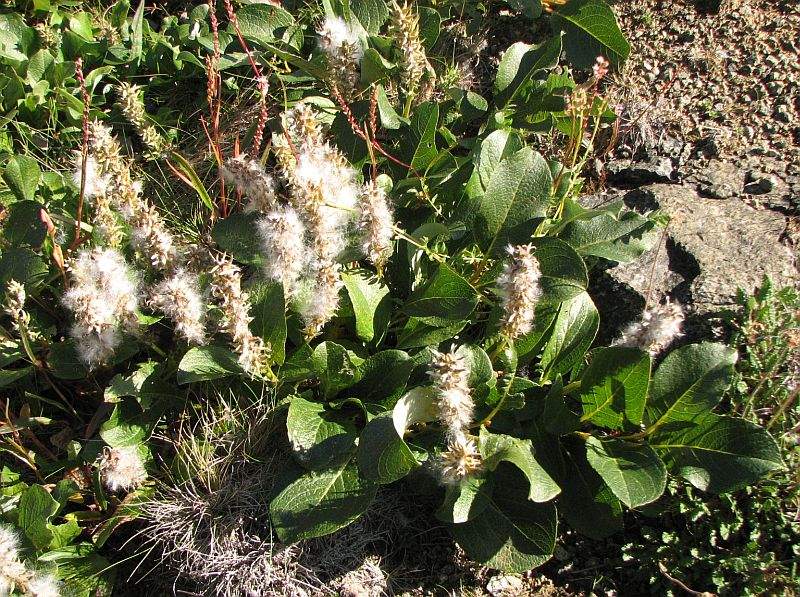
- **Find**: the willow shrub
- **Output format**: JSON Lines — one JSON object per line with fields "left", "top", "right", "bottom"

{"left": 0, "top": 0, "right": 783, "bottom": 590}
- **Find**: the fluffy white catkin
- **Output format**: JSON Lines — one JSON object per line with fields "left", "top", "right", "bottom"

{"left": 358, "top": 181, "right": 394, "bottom": 272}
{"left": 87, "top": 121, "right": 179, "bottom": 269}
{"left": 615, "top": 301, "right": 684, "bottom": 355}
{"left": 274, "top": 104, "right": 358, "bottom": 337}
{"left": 317, "top": 16, "right": 363, "bottom": 92}
{"left": 98, "top": 446, "right": 147, "bottom": 492}
{"left": 438, "top": 431, "right": 482, "bottom": 485}
{"left": 149, "top": 269, "right": 207, "bottom": 345}
{"left": 220, "top": 155, "right": 278, "bottom": 213}
{"left": 0, "top": 525, "right": 25, "bottom": 596}
{"left": 497, "top": 243, "right": 542, "bottom": 339}
{"left": 0, "top": 525, "right": 61, "bottom": 597}
{"left": 25, "top": 574, "right": 60, "bottom": 597}
{"left": 210, "top": 256, "right": 269, "bottom": 376}
{"left": 61, "top": 247, "right": 140, "bottom": 367}
{"left": 257, "top": 205, "right": 307, "bottom": 298}
{"left": 429, "top": 350, "right": 474, "bottom": 436}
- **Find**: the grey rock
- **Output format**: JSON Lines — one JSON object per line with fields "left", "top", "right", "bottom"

{"left": 614, "top": 184, "right": 797, "bottom": 313}
{"left": 698, "top": 159, "right": 744, "bottom": 199}
{"left": 607, "top": 157, "right": 674, "bottom": 186}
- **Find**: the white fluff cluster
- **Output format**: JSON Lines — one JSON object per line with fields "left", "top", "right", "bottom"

{"left": 149, "top": 270, "right": 206, "bottom": 345}
{"left": 24, "top": 575, "right": 59, "bottom": 597}
{"left": 497, "top": 243, "right": 542, "bottom": 339}
{"left": 72, "top": 152, "right": 108, "bottom": 200}
{"left": 0, "top": 526, "right": 25, "bottom": 597}
{"left": 275, "top": 104, "right": 360, "bottom": 337}
{"left": 429, "top": 349, "right": 483, "bottom": 484}
{"left": 317, "top": 17, "right": 362, "bottom": 59}
{"left": 439, "top": 432, "right": 482, "bottom": 485}
{"left": 615, "top": 300, "right": 684, "bottom": 355}
{"left": 429, "top": 350, "right": 474, "bottom": 437}
{"left": 211, "top": 256, "right": 269, "bottom": 376}
{"left": 98, "top": 446, "right": 147, "bottom": 492}
{"left": 221, "top": 155, "right": 278, "bottom": 213}
{"left": 4, "top": 280, "right": 29, "bottom": 333}
{"left": 357, "top": 181, "right": 394, "bottom": 272}
{"left": 62, "top": 247, "right": 140, "bottom": 367}
{"left": 87, "top": 121, "right": 179, "bottom": 268}
{"left": 256, "top": 206, "right": 307, "bottom": 298}
{"left": 317, "top": 17, "right": 363, "bottom": 92}
{"left": 0, "top": 525, "right": 61, "bottom": 596}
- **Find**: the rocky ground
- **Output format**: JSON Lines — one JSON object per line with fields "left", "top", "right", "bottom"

{"left": 595, "top": 0, "right": 799, "bottom": 330}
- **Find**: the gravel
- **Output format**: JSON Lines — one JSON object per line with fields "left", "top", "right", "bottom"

{"left": 612, "top": 0, "right": 800, "bottom": 185}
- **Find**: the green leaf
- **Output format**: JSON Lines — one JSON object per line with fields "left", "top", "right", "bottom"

{"left": 374, "top": 84, "right": 402, "bottom": 129}
{"left": 579, "top": 347, "right": 651, "bottom": 430}
{"left": 472, "top": 130, "right": 525, "bottom": 196}
{"left": 341, "top": 269, "right": 391, "bottom": 343}
{"left": 436, "top": 475, "right": 493, "bottom": 523}
{"left": 48, "top": 517, "right": 81, "bottom": 549}
{"left": 351, "top": 0, "right": 389, "bottom": 35}
{"left": 2, "top": 155, "right": 40, "bottom": 203}
{"left": 100, "top": 400, "right": 151, "bottom": 448}
{"left": 417, "top": 6, "right": 441, "bottom": 49}
{"left": 559, "top": 209, "right": 656, "bottom": 263}
{"left": 211, "top": 212, "right": 262, "bottom": 266}
{"left": 287, "top": 396, "right": 357, "bottom": 470}
{"left": 540, "top": 292, "right": 599, "bottom": 380}
{"left": 357, "top": 410, "right": 419, "bottom": 484}
{"left": 360, "top": 47, "right": 393, "bottom": 85}
{"left": 250, "top": 281, "right": 287, "bottom": 365}
{"left": 177, "top": 345, "right": 243, "bottom": 384}
{"left": 558, "top": 438, "right": 623, "bottom": 539}
{"left": 399, "top": 102, "right": 438, "bottom": 171}
{"left": 475, "top": 147, "right": 552, "bottom": 257}
{"left": 235, "top": 4, "right": 295, "bottom": 46}
{"left": 4, "top": 201, "right": 47, "bottom": 248}
{"left": 104, "top": 361, "right": 167, "bottom": 409}
{"left": 646, "top": 343, "right": 737, "bottom": 430}
{"left": 25, "top": 49, "right": 53, "bottom": 85}
{"left": 585, "top": 436, "right": 666, "bottom": 508}
{"left": 270, "top": 459, "right": 376, "bottom": 543}
{"left": 312, "top": 342, "right": 362, "bottom": 399}
{"left": 533, "top": 237, "right": 589, "bottom": 302}
{"left": 650, "top": 413, "right": 783, "bottom": 494}
{"left": 18, "top": 484, "right": 59, "bottom": 550}
{"left": 479, "top": 427, "right": 560, "bottom": 502}
{"left": 38, "top": 544, "right": 115, "bottom": 595}
{"left": 494, "top": 37, "right": 561, "bottom": 108}
{"left": 130, "top": 0, "right": 144, "bottom": 64}
{"left": 0, "top": 247, "right": 47, "bottom": 298}
{"left": 397, "top": 317, "right": 467, "bottom": 349}
{"left": 348, "top": 349, "right": 413, "bottom": 404}
{"left": 455, "top": 344, "right": 494, "bottom": 388}
{"left": 403, "top": 263, "right": 478, "bottom": 326}
{"left": 551, "top": 0, "right": 631, "bottom": 69}
{"left": 168, "top": 151, "right": 214, "bottom": 213}
{"left": 46, "top": 340, "right": 90, "bottom": 380}
{"left": 451, "top": 470, "right": 557, "bottom": 573}
{"left": 0, "top": 366, "right": 32, "bottom": 388}
{"left": 391, "top": 386, "right": 438, "bottom": 430}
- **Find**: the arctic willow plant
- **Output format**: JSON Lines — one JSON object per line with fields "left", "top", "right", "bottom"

{"left": 0, "top": 0, "right": 783, "bottom": 591}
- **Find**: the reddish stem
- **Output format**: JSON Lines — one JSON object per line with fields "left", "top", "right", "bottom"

{"left": 70, "top": 57, "right": 90, "bottom": 251}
